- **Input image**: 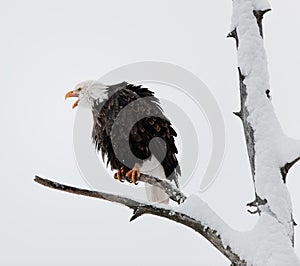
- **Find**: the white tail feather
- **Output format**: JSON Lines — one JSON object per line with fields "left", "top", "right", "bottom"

{"left": 145, "top": 183, "right": 169, "bottom": 204}
{"left": 137, "top": 156, "right": 169, "bottom": 204}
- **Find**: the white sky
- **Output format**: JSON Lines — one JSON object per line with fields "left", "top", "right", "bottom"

{"left": 1, "top": 0, "right": 300, "bottom": 265}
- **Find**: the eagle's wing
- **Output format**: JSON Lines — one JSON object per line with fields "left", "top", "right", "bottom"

{"left": 126, "top": 84, "right": 181, "bottom": 187}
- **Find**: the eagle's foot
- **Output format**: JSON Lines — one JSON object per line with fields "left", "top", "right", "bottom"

{"left": 125, "top": 166, "right": 141, "bottom": 185}
{"left": 114, "top": 168, "right": 127, "bottom": 183}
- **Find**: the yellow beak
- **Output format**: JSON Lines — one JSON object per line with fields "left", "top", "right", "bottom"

{"left": 65, "top": 91, "right": 80, "bottom": 109}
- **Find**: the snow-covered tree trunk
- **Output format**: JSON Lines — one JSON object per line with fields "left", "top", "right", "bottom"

{"left": 231, "top": 0, "right": 296, "bottom": 239}
{"left": 226, "top": 0, "right": 300, "bottom": 264}
{"left": 35, "top": 0, "right": 300, "bottom": 265}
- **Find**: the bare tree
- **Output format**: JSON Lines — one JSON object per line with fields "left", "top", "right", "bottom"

{"left": 34, "top": 0, "right": 300, "bottom": 265}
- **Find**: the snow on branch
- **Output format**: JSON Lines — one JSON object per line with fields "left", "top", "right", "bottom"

{"left": 229, "top": 0, "right": 297, "bottom": 245}
{"left": 34, "top": 175, "right": 246, "bottom": 266}
{"left": 225, "top": 1, "right": 300, "bottom": 263}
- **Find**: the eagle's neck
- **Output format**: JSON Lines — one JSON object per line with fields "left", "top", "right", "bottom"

{"left": 85, "top": 82, "right": 108, "bottom": 107}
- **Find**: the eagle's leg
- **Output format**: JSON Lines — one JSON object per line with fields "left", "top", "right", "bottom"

{"left": 125, "top": 164, "right": 141, "bottom": 185}
{"left": 114, "top": 167, "right": 127, "bottom": 183}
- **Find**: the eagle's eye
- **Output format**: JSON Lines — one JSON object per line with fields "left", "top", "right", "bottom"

{"left": 77, "top": 88, "right": 82, "bottom": 92}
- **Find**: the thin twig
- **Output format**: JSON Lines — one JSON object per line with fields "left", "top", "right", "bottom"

{"left": 34, "top": 174, "right": 186, "bottom": 204}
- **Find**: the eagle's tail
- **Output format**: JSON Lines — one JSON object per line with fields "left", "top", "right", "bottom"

{"left": 141, "top": 157, "right": 169, "bottom": 204}
{"left": 145, "top": 183, "right": 169, "bottom": 204}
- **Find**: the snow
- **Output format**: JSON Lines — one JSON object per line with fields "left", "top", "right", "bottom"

{"left": 176, "top": 194, "right": 234, "bottom": 236}
{"left": 231, "top": 0, "right": 298, "bottom": 241}
{"left": 276, "top": 137, "right": 300, "bottom": 167}
{"left": 176, "top": 194, "right": 300, "bottom": 265}
{"left": 231, "top": 0, "right": 271, "bottom": 30}
{"left": 236, "top": 214, "right": 299, "bottom": 266}
{"left": 252, "top": 0, "right": 271, "bottom": 11}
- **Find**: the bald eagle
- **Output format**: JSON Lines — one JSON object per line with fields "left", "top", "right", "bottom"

{"left": 65, "top": 80, "right": 181, "bottom": 203}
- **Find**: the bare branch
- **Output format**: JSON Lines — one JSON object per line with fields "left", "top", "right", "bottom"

{"left": 253, "top": 9, "right": 271, "bottom": 38}
{"left": 281, "top": 157, "right": 300, "bottom": 183}
{"left": 227, "top": 28, "right": 239, "bottom": 48}
{"left": 34, "top": 175, "right": 246, "bottom": 266}
{"left": 34, "top": 173, "right": 186, "bottom": 205}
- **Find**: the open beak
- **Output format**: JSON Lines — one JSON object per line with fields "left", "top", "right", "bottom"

{"left": 65, "top": 91, "right": 80, "bottom": 109}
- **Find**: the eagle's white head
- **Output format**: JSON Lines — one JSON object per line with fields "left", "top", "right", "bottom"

{"left": 65, "top": 80, "right": 108, "bottom": 109}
